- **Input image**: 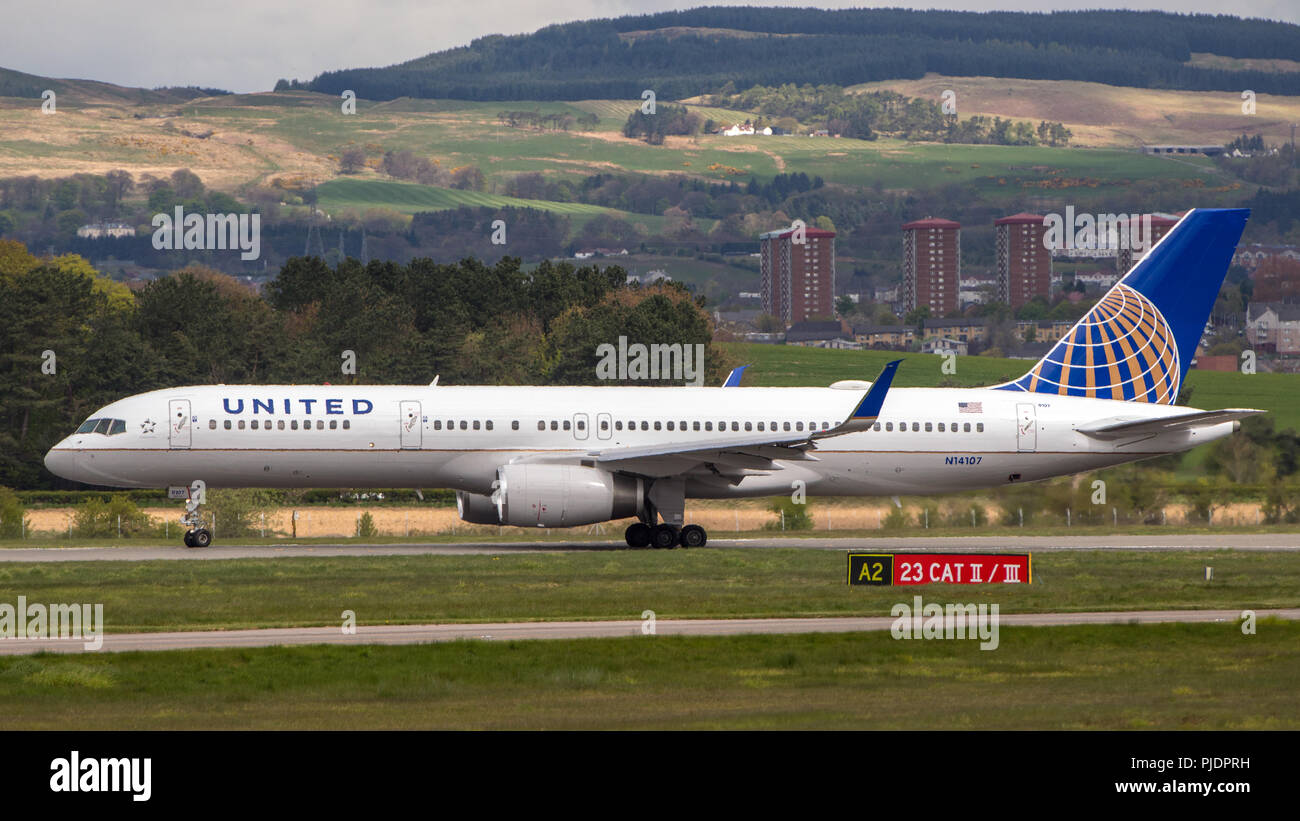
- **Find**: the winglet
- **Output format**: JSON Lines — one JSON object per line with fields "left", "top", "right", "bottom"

{"left": 722, "top": 364, "right": 750, "bottom": 387}
{"left": 817, "top": 359, "right": 901, "bottom": 437}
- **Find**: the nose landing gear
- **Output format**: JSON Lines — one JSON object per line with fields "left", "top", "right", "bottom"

{"left": 180, "top": 494, "right": 212, "bottom": 548}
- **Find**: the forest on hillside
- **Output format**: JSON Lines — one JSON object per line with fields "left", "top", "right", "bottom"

{"left": 287, "top": 8, "right": 1300, "bottom": 101}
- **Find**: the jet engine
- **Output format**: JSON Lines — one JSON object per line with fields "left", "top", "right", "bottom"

{"left": 456, "top": 464, "right": 643, "bottom": 527}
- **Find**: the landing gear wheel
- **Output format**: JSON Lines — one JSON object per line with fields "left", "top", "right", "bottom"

{"left": 679, "top": 524, "right": 707, "bottom": 548}
{"left": 651, "top": 524, "right": 680, "bottom": 549}
{"left": 191, "top": 528, "right": 212, "bottom": 548}
{"left": 625, "top": 522, "right": 651, "bottom": 548}
{"left": 183, "top": 531, "right": 195, "bottom": 548}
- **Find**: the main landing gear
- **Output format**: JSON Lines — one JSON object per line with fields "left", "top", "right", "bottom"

{"left": 623, "top": 522, "right": 709, "bottom": 549}
{"left": 623, "top": 478, "right": 708, "bottom": 548}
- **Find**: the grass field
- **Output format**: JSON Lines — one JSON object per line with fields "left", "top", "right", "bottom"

{"left": 719, "top": 342, "right": 1300, "bottom": 432}
{"left": 2, "top": 621, "right": 1295, "bottom": 729}
{"left": 4, "top": 549, "right": 1296, "bottom": 632}
{"left": 0, "top": 86, "right": 1235, "bottom": 206}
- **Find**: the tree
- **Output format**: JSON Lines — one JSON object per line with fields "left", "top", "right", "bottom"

{"left": 340, "top": 147, "right": 367, "bottom": 175}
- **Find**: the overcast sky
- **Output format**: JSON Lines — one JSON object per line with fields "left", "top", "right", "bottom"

{"left": 4, "top": 1, "right": 1297, "bottom": 94}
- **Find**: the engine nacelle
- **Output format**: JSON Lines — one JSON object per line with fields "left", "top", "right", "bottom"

{"left": 458, "top": 464, "right": 644, "bottom": 527}
{"left": 456, "top": 490, "right": 503, "bottom": 525}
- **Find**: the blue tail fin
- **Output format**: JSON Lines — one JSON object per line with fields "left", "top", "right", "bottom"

{"left": 993, "top": 208, "right": 1249, "bottom": 404}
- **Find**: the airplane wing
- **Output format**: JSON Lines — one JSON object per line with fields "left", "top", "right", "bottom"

{"left": 1076, "top": 408, "right": 1264, "bottom": 440}
{"left": 513, "top": 360, "right": 901, "bottom": 480}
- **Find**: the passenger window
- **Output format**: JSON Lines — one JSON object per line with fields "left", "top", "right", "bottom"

{"left": 329, "top": 420, "right": 338, "bottom": 430}
{"left": 460, "top": 421, "right": 468, "bottom": 430}
{"left": 693, "top": 421, "right": 700, "bottom": 431}
{"left": 925, "top": 422, "right": 932, "bottom": 432}
{"left": 473, "top": 420, "right": 480, "bottom": 430}
{"left": 783, "top": 422, "right": 791, "bottom": 431}
{"left": 653, "top": 421, "right": 661, "bottom": 431}
{"left": 912, "top": 423, "right": 919, "bottom": 432}
{"left": 963, "top": 422, "right": 971, "bottom": 432}
{"left": 511, "top": 421, "right": 519, "bottom": 430}
{"left": 563, "top": 420, "right": 571, "bottom": 431}
{"left": 977, "top": 423, "right": 984, "bottom": 432}
{"left": 705, "top": 421, "right": 713, "bottom": 431}
{"left": 223, "top": 420, "right": 232, "bottom": 430}
{"left": 342, "top": 420, "right": 350, "bottom": 429}
{"left": 486, "top": 420, "right": 493, "bottom": 431}
{"left": 550, "top": 421, "right": 558, "bottom": 431}
{"left": 615, "top": 421, "right": 623, "bottom": 431}
{"left": 576, "top": 420, "right": 584, "bottom": 431}
{"left": 667, "top": 421, "right": 675, "bottom": 431}
{"left": 601, "top": 420, "right": 609, "bottom": 431}
{"left": 796, "top": 422, "right": 804, "bottom": 431}
{"left": 290, "top": 421, "right": 297, "bottom": 430}
{"left": 757, "top": 422, "right": 764, "bottom": 432}
{"left": 873, "top": 422, "right": 881, "bottom": 431}
{"left": 317, "top": 420, "right": 324, "bottom": 430}
{"left": 238, "top": 420, "right": 246, "bottom": 430}
{"left": 731, "top": 422, "right": 739, "bottom": 431}
{"left": 434, "top": 420, "right": 441, "bottom": 430}
{"left": 952, "top": 421, "right": 959, "bottom": 432}
{"left": 886, "top": 422, "right": 893, "bottom": 431}
{"left": 538, "top": 421, "right": 545, "bottom": 431}
{"left": 744, "top": 422, "right": 752, "bottom": 431}
{"left": 937, "top": 423, "right": 944, "bottom": 432}
{"left": 641, "top": 422, "right": 648, "bottom": 431}
{"left": 277, "top": 420, "right": 285, "bottom": 430}
{"left": 208, "top": 420, "right": 217, "bottom": 430}
{"left": 251, "top": 420, "right": 259, "bottom": 430}
{"left": 899, "top": 421, "right": 906, "bottom": 431}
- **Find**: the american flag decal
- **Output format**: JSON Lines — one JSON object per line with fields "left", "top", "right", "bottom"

{"left": 958, "top": 402, "right": 983, "bottom": 413}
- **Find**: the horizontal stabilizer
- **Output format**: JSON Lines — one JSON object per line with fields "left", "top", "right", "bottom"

{"left": 1076, "top": 408, "right": 1263, "bottom": 439}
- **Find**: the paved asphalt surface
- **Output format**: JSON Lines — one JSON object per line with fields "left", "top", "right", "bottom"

{"left": 2, "top": 608, "right": 1293, "bottom": 655}
{"left": 2, "top": 533, "right": 1299, "bottom": 562}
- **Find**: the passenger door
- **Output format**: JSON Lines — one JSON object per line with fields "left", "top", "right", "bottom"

{"left": 595, "top": 412, "right": 612, "bottom": 440}
{"left": 1016, "top": 403, "right": 1037, "bottom": 452}
{"left": 168, "top": 399, "right": 191, "bottom": 449}
{"left": 400, "top": 401, "right": 422, "bottom": 449}
{"left": 572, "top": 412, "right": 589, "bottom": 441}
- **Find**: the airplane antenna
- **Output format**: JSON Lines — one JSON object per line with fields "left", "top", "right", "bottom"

{"left": 430, "top": 375, "right": 440, "bottom": 386}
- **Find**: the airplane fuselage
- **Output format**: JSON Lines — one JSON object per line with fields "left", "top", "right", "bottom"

{"left": 45, "top": 383, "right": 1234, "bottom": 499}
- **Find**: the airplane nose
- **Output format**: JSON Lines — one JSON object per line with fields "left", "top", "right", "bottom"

{"left": 44, "top": 441, "right": 79, "bottom": 481}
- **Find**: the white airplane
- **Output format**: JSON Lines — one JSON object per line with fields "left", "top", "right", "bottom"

{"left": 46, "top": 208, "right": 1260, "bottom": 549}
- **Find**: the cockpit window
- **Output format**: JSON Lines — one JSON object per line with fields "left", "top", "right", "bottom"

{"left": 76, "top": 418, "right": 127, "bottom": 435}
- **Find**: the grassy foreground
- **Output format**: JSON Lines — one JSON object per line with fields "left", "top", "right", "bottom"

{"left": 1, "top": 621, "right": 1295, "bottom": 729}
{"left": 2, "top": 549, "right": 1297, "bottom": 632}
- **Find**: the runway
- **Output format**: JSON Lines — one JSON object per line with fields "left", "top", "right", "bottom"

{"left": 2, "top": 608, "right": 1294, "bottom": 655}
{"left": 2, "top": 532, "right": 1300, "bottom": 562}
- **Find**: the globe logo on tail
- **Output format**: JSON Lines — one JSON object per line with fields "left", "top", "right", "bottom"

{"left": 1004, "top": 284, "right": 1180, "bottom": 404}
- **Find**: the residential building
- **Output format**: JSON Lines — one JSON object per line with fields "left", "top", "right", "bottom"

{"left": 902, "top": 217, "right": 960, "bottom": 316}
{"left": 995, "top": 213, "right": 1052, "bottom": 309}
{"left": 759, "top": 225, "right": 837, "bottom": 325}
